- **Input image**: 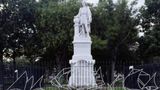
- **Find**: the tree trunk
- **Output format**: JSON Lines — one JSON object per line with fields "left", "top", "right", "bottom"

{"left": 12, "top": 52, "right": 16, "bottom": 81}
{"left": 56, "top": 55, "right": 61, "bottom": 73}
{"left": 110, "top": 48, "right": 117, "bottom": 84}
{"left": 103, "top": 64, "right": 108, "bottom": 84}
{"left": 56, "top": 46, "right": 67, "bottom": 72}
{"left": 111, "top": 60, "right": 115, "bottom": 83}
{"left": 0, "top": 50, "right": 4, "bottom": 90}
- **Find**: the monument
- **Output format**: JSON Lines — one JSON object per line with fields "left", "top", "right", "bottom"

{"left": 68, "top": 0, "right": 97, "bottom": 88}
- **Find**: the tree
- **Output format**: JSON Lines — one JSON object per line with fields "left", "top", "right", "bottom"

{"left": 36, "top": 0, "right": 80, "bottom": 71}
{"left": 138, "top": 0, "right": 160, "bottom": 63}
{"left": 0, "top": 0, "right": 39, "bottom": 85}
{"left": 91, "top": 0, "right": 139, "bottom": 83}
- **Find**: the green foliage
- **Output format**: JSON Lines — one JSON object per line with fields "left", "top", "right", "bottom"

{"left": 36, "top": 0, "right": 79, "bottom": 48}
{"left": 138, "top": 0, "right": 160, "bottom": 62}
{"left": 36, "top": 0, "right": 80, "bottom": 69}
{"left": 0, "top": 0, "right": 45, "bottom": 67}
{"left": 92, "top": 0, "right": 139, "bottom": 65}
{"left": 92, "top": 35, "right": 107, "bottom": 50}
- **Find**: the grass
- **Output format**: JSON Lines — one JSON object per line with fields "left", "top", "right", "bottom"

{"left": 43, "top": 87, "right": 58, "bottom": 90}
{"left": 43, "top": 87, "right": 125, "bottom": 90}
{"left": 110, "top": 87, "right": 125, "bottom": 90}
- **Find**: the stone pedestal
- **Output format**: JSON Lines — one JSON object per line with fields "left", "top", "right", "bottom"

{"left": 68, "top": 36, "right": 97, "bottom": 87}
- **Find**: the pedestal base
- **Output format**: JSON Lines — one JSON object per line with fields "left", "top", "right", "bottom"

{"left": 68, "top": 60, "right": 96, "bottom": 87}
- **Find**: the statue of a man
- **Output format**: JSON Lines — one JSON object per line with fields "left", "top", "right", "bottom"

{"left": 75, "top": 0, "right": 92, "bottom": 36}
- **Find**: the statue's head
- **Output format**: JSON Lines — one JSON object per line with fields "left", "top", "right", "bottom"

{"left": 81, "top": 0, "right": 87, "bottom": 7}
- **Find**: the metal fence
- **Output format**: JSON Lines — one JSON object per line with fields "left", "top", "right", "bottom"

{"left": 0, "top": 64, "right": 45, "bottom": 90}
{"left": 1, "top": 63, "right": 160, "bottom": 90}
{"left": 124, "top": 64, "right": 160, "bottom": 90}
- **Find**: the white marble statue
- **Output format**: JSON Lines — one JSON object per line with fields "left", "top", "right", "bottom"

{"left": 69, "top": 0, "right": 96, "bottom": 88}
{"left": 74, "top": 0, "right": 92, "bottom": 36}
